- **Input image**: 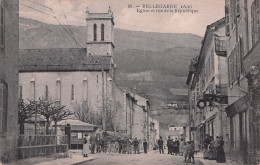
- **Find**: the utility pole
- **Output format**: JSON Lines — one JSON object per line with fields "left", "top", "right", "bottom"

{"left": 102, "top": 61, "right": 106, "bottom": 131}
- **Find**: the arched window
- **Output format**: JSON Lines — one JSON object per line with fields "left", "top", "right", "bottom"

{"left": 71, "top": 85, "right": 74, "bottom": 100}
{"left": 45, "top": 85, "right": 48, "bottom": 99}
{"left": 93, "top": 24, "right": 97, "bottom": 41}
{"left": 19, "top": 85, "right": 23, "bottom": 98}
{"left": 101, "top": 24, "right": 104, "bottom": 41}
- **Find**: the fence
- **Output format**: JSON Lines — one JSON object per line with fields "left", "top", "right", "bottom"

{"left": 18, "top": 135, "right": 68, "bottom": 159}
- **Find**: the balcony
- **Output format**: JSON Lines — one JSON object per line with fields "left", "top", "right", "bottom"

{"left": 215, "top": 35, "right": 227, "bottom": 56}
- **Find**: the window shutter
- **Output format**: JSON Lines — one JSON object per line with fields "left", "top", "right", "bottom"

{"left": 237, "top": 41, "right": 241, "bottom": 77}
{"left": 0, "top": 2, "right": 4, "bottom": 49}
{"left": 234, "top": 45, "right": 237, "bottom": 82}
{"left": 225, "top": 4, "right": 230, "bottom": 36}
{"left": 0, "top": 80, "right": 8, "bottom": 136}
{"left": 231, "top": 51, "right": 234, "bottom": 85}
{"left": 236, "top": 0, "right": 241, "bottom": 17}
{"left": 228, "top": 56, "right": 231, "bottom": 87}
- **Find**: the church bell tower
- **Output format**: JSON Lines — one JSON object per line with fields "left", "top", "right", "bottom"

{"left": 86, "top": 7, "right": 115, "bottom": 57}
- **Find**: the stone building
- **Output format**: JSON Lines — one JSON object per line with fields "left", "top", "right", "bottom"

{"left": 0, "top": 0, "right": 19, "bottom": 161}
{"left": 19, "top": 8, "right": 116, "bottom": 131}
{"left": 224, "top": 0, "right": 259, "bottom": 164}
{"left": 148, "top": 116, "right": 160, "bottom": 149}
{"left": 186, "top": 18, "right": 228, "bottom": 151}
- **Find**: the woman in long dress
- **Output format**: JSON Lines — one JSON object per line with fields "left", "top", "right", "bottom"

{"left": 83, "top": 134, "right": 90, "bottom": 157}
{"left": 216, "top": 136, "right": 226, "bottom": 163}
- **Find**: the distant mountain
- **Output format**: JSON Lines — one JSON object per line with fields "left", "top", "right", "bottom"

{"left": 19, "top": 17, "right": 202, "bottom": 112}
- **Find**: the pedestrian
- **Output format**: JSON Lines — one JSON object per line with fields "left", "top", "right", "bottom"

{"left": 96, "top": 136, "right": 101, "bottom": 153}
{"left": 188, "top": 141, "right": 195, "bottom": 164}
{"left": 203, "top": 134, "right": 211, "bottom": 159}
{"left": 143, "top": 139, "right": 148, "bottom": 154}
{"left": 82, "top": 134, "right": 90, "bottom": 157}
{"left": 103, "top": 137, "right": 108, "bottom": 153}
{"left": 133, "top": 138, "right": 140, "bottom": 154}
{"left": 122, "top": 137, "right": 127, "bottom": 154}
{"left": 216, "top": 136, "right": 226, "bottom": 163}
{"left": 183, "top": 142, "right": 189, "bottom": 162}
{"left": 118, "top": 138, "right": 123, "bottom": 154}
{"left": 126, "top": 138, "right": 132, "bottom": 154}
{"left": 208, "top": 136, "right": 217, "bottom": 160}
{"left": 90, "top": 134, "right": 96, "bottom": 154}
{"left": 175, "top": 138, "right": 180, "bottom": 155}
{"left": 173, "top": 138, "right": 179, "bottom": 155}
{"left": 115, "top": 140, "right": 119, "bottom": 153}
{"left": 158, "top": 136, "right": 164, "bottom": 154}
{"left": 167, "top": 136, "right": 172, "bottom": 154}
{"left": 179, "top": 139, "right": 185, "bottom": 156}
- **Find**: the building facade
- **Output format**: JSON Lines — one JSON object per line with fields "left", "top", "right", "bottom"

{"left": 224, "top": 0, "right": 259, "bottom": 164}
{"left": 0, "top": 0, "right": 19, "bottom": 161}
{"left": 186, "top": 18, "right": 229, "bottom": 151}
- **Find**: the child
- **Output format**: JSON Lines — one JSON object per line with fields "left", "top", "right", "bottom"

{"left": 183, "top": 142, "right": 189, "bottom": 162}
{"left": 188, "top": 141, "right": 195, "bottom": 164}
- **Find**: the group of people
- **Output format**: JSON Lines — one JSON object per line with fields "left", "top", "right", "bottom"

{"left": 82, "top": 132, "right": 110, "bottom": 157}
{"left": 117, "top": 137, "right": 148, "bottom": 154}
{"left": 82, "top": 133, "right": 148, "bottom": 157}
{"left": 203, "top": 134, "right": 226, "bottom": 163}
{"left": 167, "top": 136, "right": 180, "bottom": 155}
{"left": 157, "top": 136, "right": 195, "bottom": 164}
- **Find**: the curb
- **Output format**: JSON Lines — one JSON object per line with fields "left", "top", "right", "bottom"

{"left": 71, "top": 158, "right": 95, "bottom": 165}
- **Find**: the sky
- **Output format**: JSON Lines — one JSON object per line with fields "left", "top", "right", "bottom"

{"left": 19, "top": 0, "right": 225, "bottom": 36}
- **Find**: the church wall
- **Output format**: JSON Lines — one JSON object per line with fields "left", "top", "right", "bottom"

{"left": 19, "top": 71, "right": 110, "bottom": 114}
{"left": 86, "top": 44, "right": 113, "bottom": 56}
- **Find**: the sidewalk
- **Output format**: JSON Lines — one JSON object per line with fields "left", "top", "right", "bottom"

{"left": 34, "top": 150, "right": 93, "bottom": 165}
{"left": 4, "top": 150, "right": 93, "bottom": 165}
{"left": 195, "top": 152, "right": 240, "bottom": 165}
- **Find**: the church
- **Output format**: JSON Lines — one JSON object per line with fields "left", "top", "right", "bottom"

{"left": 19, "top": 7, "right": 116, "bottom": 129}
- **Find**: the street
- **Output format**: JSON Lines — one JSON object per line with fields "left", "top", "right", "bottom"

{"left": 77, "top": 151, "right": 202, "bottom": 165}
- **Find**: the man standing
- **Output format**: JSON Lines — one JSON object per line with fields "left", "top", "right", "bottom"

{"left": 158, "top": 136, "right": 164, "bottom": 154}
{"left": 175, "top": 138, "right": 180, "bottom": 155}
{"left": 143, "top": 139, "right": 148, "bottom": 154}
{"left": 90, "top": 134, "right": 96, "bottom": 154}
{"left": 167, "top": 136, "right": 172, "bottom": 154}
{"left": 118, "top": 138, "right": 123, "bottom": 154}
{"left": 133, "top": 138, "right": 140, "bottom": 154}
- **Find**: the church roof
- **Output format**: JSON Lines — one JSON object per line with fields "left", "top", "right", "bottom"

{"left": 19, "top": 48, "right": 112, "bottom": 72}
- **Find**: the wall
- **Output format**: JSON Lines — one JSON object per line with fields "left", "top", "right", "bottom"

{"left": 19, "top": 71, "right": 110, "bottom": 115}
{"left": 86, "top": 17, "right": 114, "bottom": 56}
{"left": 148, "top": 116, "right": 159, "bottom": 149}
{"left": 0, "top": 0, "right": 19, "bottom": 161}
{"left": 132, "top": 104, "right": 145, "bottom": 140}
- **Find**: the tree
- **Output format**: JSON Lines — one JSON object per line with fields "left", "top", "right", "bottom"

{"left": 51, "top": 105, "right": 73, "bottom": 135}
{"left": 38, "top": 97, "right": 70, "bottom": 134}
{"left": 105, "top": 100, "right": 123, "bottom": 131}
{"left": 18, "top": 99, "right": 37, "bottom": 134}
{"left": 73, "top": 101, "right": 102, "bottom": 126}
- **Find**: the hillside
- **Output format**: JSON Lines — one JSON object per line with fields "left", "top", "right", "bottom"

{"left": 19, "top": 17, "right": 202, "bottom": 114}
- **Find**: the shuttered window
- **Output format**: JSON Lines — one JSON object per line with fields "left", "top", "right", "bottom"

{"left": 236, "top": 0, "right": 241, "bottom": 17}
{"left": 0, "top": 0, "right": 4, "bottom": 49}
{"left": 225, "top": 4, "right": 230, "bottom": 36}
{"left": 93, "top": 24, "right": 97, "bottom": 41}
{"left": 71, "top": 85, "right": 74, "bottom": 101}
{"left": 101, "top": 24, "right": 104, "bottom": 41}
{"left": 0, "top": 80, "right": 7, "bottom": 136}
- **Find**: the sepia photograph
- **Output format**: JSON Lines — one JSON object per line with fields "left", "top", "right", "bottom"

{"left": 0, "top": 0, "right": 259, "bottom": 164}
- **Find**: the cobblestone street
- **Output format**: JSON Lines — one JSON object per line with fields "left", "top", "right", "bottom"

{"left": 77, "top": 151, "right": 203, "bottom": 165}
